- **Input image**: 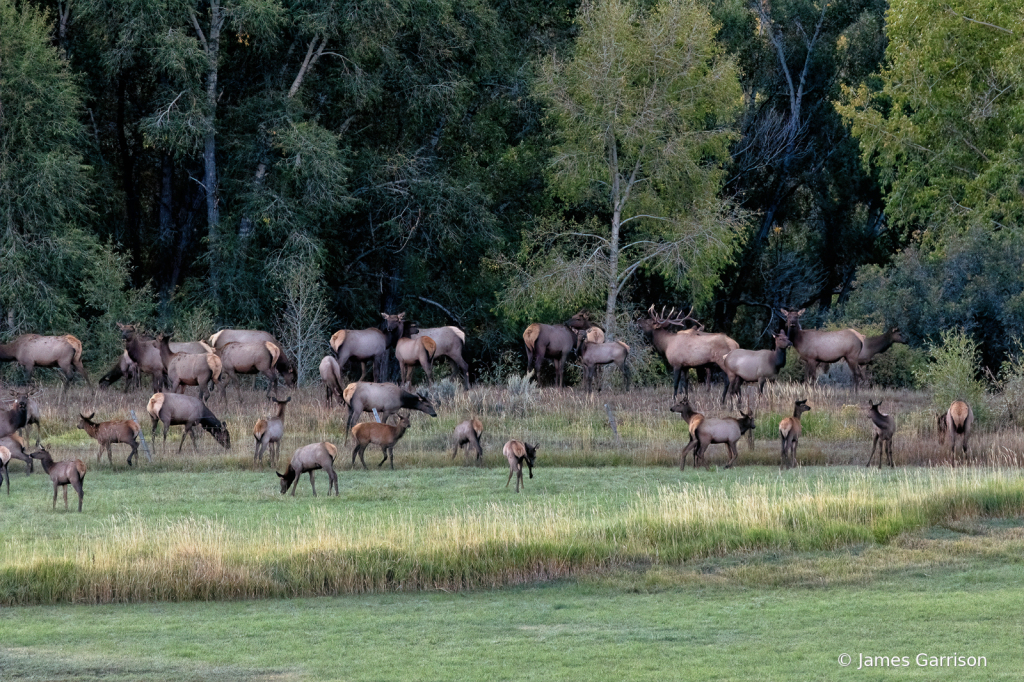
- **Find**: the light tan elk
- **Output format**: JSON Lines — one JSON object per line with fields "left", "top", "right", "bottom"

{"left": 342, "top": 382, "right": 437, "bottom": 435}
{"left": 157, "top": 333, "right": 222, "bottom": 401}
{"left": 779, "top": 399, "right": 811, "bottom": 470}
{"left": 319, "top": 355, "right": 345, "bottom": 407}
{"left": 0, "top": 434, "right": 34, "bottom": 474}
{"left": 118, "top": 323, "right": 167, "bottom": 392}
{"left": 503, "top": 440, "right": 537, "bottom": 492}
{"left": 209, "top": 329, "right": 296, "bottom": 384}
{"left": 564, "top": 310, "right": 611, "bottom": 388}
{"left": 720, "top": 331, "right": 791, "bottom": 406}
{"left": 0, "top": 334, "right": 90, "bottom": 387}
{"left": 0, "top": 444, "right": 10, "bottom": 494}
{"left": 640, "top": 306, "right": 738, "bottom": 398}
{"left": 780, "top": 309, "right": 864, "bottom": 386}
{"left": 572, "top": 329, "right": 630, "bottom": 393}
{"left": 98, "top": 350, "right": 141, "bottom": 392}
{"left": 451, "top": 418, "right": 484, "bottom": 464}
{"left": 411, "top": 325, "right": 471, "bottom": 389}
{"left": 865, "top": 400, "right": 895, "bottom": 468}
{"left": 77, "top": 412, "right": 141, "bottom": 466}
{"left": 253, "top": 396, "right": 291, "bottom": 466}
{"left": 395, "top": 319, "right": 437, "bottom": 389}
{"left": 278, "top": 442, "right": 339, "bottom": 496}
{"left": 330, "top": 313, "right": 405, "bottom": 382}
{"left": 680, "top": 411, "right": 756, "bottom": 469}
{"left": 938, "top": 400, "right": 974, "bottom": 464}
{"left": 217, "top": 341, "right": 287, "bottom": 403}
{"left": 820, "top": 327, "right": 908, "bottom": 376}
{"left": 351, "top": 412, "right": 411, "bottom": 470}
{"left": 30, "top": 446, "right": 86, "bottom": 512}
{"left": 147, "top": 392, "right": 231, "bottom": 453}
{"left": 670, "top": 397, "right": 705, "bottom": 470}
{"left": 522, "top": 322, "right": 577, "bottom": 388}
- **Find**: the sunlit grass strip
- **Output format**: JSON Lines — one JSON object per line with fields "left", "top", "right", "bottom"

{"left": 2, "top": 468, "right": 1023, "bottom": 605}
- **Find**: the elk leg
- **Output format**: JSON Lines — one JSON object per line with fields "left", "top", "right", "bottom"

{"left": 726, "top": 442, "right": 737, "bottom": 469}
{"left": 73, "top": 476, "right": 83, "bottom": 512}
{"left": 128, "top": 439, "right": 138, "bottom": 466}
{"left": 506, "top": 466, "right": 514, "bottom": 487}
{"left": 106, "top": 443, "right": 113, "bottom": 466}
{"left": 1, "top": 463, "right": 7, "bottom": 494}
{"left": 378, "top": 446, "right": 388, "bottom": 468}
{"left": 308, "top": 471, "right": 317, "bottom": 496}
{"left": 177, "top": 425, "right": 192, "bottom": 454}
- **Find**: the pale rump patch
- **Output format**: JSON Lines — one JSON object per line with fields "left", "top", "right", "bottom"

{"left": 147, "top": 393, "right": 165, "bottom": 420}
{"left": 522, "top": 324, "right": 540, "bottom": 352}
{"left": 330, "top": 330, "right": 347, "bottom": 353}
{"left": 62, "top": 335, "right": 84, "bottom": 361}
{"left": 472, "top": 418, "right": 484, "bottom": 437}
{"left": 253, "top": 418, "right": 268, "bottom": 439}
{"left": 209, "top": 330, "right": 224, "bottom": 347}
{"left": 343, "top": 383, "right": 358, "bottom": 405}
{"left": 0, "top": 445, "right": 10, "bottom": 465}
{"left": 264, "top": 342, "right": 281, "bottom": 367}
{"left": 421, "top": 336, "right": 437, "bottom": 356}
{"left": 205, "top": 353, "right": 223, "bottom": 381}
{"left": 323, "top": 442, "right": 338, "bottom": 460}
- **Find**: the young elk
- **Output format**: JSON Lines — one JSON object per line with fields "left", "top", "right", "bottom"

{"left": 865, "top": 400, "right": 896, "bottom": 468}
{"left": 147, "top": 392, "right": 231, "bottom": 454}
{"left": 343, "top": 382, "right": 437, "bottom": 435}
{"left": 450, "top": 418, "right": 484, "bottom": 465}
{"left": 77, "top": 412, "right": 141, "bottom": 466}
{"left": 572, "top": 329, "right": 630, "bottom": 393}
{"left": 938, "top": 400, "right": 974, "bottom": 464}
{"left": 253, "top": 396, "right": 291, "bottom": 466}
{"left": 278, "top": 442, "right": 339, "bottom": 496}
{"left": 396, "top": 323, "right": 437, "bottom": 390}
{"left": 670, "top": 398, "right": 705, "bottom": 470}
{"left": 351, "top": 413, "right": 411, "bottom": 470}
{"left": 680, "top": 411, "right": 756, "bottom": 470}
{"left": 779, "top": 399, "right": 811, "bottom": 470}
{"left": 30, "top": 446, "right": 86, "bottom": 512}
{"left": 720, "top": 331, "right": 791, "bottom": 406}
{"left": 503, "top": 440, "right": 537, "bottom": 492}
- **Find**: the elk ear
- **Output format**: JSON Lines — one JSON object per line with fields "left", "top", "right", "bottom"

{"left": 380, "top": 312, "right": 389, "bottom": 320}
{"left": 779, "top": 308, "right": 789, "bottom": 316}
{"left": 797, "top": 308, "right": 806, "bottom": 315}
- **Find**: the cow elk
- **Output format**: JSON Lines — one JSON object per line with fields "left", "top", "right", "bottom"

{"left": 319, "top": 355, "right": 345, "bottom": 407}
{"left": 572, "top": 329, "right": 630, "bottom": 393}
{"left": 209, "top": 329, "right": 296, "bottom": 385}
{"left": 780, "top": 309, "right": 864, "bottom": 387}
{"left": 522, "top": 322, "right": 577, "bottom": 388}
{"left": 779, "top": 399, "right": 811, "bottom": 470}
{"left": 865, "top": 400, "right": 896, "bottom": 468}
{"left": 147, "top": 392, "right": 231, "bottom": 454}
{"left": 217, "top": 341, "right": 287, "bottom": 403}
{"left": 253, "top": 396, "right": 291, "bottom": 466}
{"left": 118, "top": 323, "right": 167, "bottom": 392}
{"left": 278, "top": 442, "right": 339, "bottom": 496}
{"left": 351, "top": 412, "right": 411, "bottom": 470}
{"left": 330, "top": 313, "right": 405, "bottom": 382}
{"left": 670, "top": 397, "right": 705, "bottom": 470}
{"left": 720, "top": 331, "right": 791, "bottom": 406}
{"left": 411, "top": 325, "right": 470, "bottom": 389}
{"left": 157, "top": 333, "right": 222, "bottom": 401}
{"left": 0, "top": 334, "right": 91, "bottom": 388}
{"left": 451, "top": 418, "right": 484, "bottom": 464}
{"left": 503, "top": 440, "right": 537, "bottom": 492}
{"left": 394, "top": 319, "right": 437, "bottom": 389}
{"left": 680, "top": 411, "right": 756, "bottom": 469}
{"left": 342, "top": 382, "right": 437, "bottom": 435}
{"left": 938, "top": 400, "right": 974, "bottom": 464}
{"left": 99, "top": 350, "right": 141, "bottom": 393}
{"left": 77, "top": 412, "right": 141, "bottom": 466}
{"left": 640, "top": 306, "right": 738, "bottom": 398}
{"left": 30, "top": 446, "right": 86, "bottom": 512}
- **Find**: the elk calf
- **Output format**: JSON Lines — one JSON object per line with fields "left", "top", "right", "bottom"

{"left": 573, "top": 330, "right": 630, "bottom": 393}
{"left": 670, "top": 398, "right": 705, "bottom": 470}
{"left": 351, "top": 413, "right": 412, "bottom": 470}
{"left": 343, "top": 382, "right": 437, "bottom": 435}
{"left": 865, "top": 400, "right": 896, "bottom": 468}
{"left": 779, "top": 399, "right": 811, "bottom": 470}
{"left": 451, "top": 418, "right": 484, "bottom": 464}
{"left": 680, "top": 411, "right": 756, "bottom": 469}
{"left": 30, "top": 447, "right": 86, "bottom": 512}
{"left": 253, "top": 396, "right": 291, "bottom": 466}
{"left": 503, "top": 440, "right": 537, "bottom": 492}
{"left": 278, "top": 442, "right": 339, "bottom": 496}
{"left": 77, "top": 412, "right": 141, "bottom": 466}
{"left": 938, "top": 400, "right": 974, "bottom": 464}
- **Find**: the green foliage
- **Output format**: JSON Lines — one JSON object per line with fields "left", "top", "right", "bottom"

{"left": 992, "top": 339, "right": 1024, "bottom": 428}
{"left": 916, "top": 328, "right": 988, "bottom": 418}
{"left": 866, "top": 342, "right": 925, "bottom": 390}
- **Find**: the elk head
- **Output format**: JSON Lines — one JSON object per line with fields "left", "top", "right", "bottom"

{"left": 77, "top": 412, "right": 97, "bottom": 429}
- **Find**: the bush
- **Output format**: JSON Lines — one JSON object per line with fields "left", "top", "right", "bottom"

{"left": 991, "top": 339, "right": 1024, "bottom": 428}
{"left": 915, "top": 328, "right": 988, "bottom": 420}
{"left": 866, "top": 343, "right": 926, "bottom": 389}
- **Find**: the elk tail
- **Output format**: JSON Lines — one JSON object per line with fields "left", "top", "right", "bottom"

{"left": 128, "top": 420, "right": 141, "bottom": 438}
{"left": 62, "top": 335, "right": 84, "bottom": 363}
{"left": 472, "top": 418, "right": 484, "bottom": 438}
{"left": 616, "top": 340, "right": 630, "bottom": 352}
{"left": 253, "top": 418, "right": 268, "bottom": 442}
{"left": 342, "top": 383, "right": 358, "bottom": 406}
{"left": 76, "top": 459, "right": 87, "bottom": 476}
{"left": 205, "top": 353, "right": 223, "bottom": 382}
{"left": 147, "top": 393, "right": 165, "bottom": 420}
{"left": 0, "top": 445, "right": 10, "bottom": 466}
{"left": 330, "top": 330, "right": 347, "bottom": 354}
{"left": 522, "top": 324, "right": 540, "bottom": 353}
{"left": 779, "top": 418, "right": 793, "bottom": 439}
{"left": 264, "top": 342, "right": 281, "bottom": 368}
{"left": 422, "top": 336, "right": 437, "bottom": 362}
{"left": 452, "top": 327, "right": 466, "bottom": 343}
{"left": 323, "top": 442, "right": 339, "bottom": 461}
{"left": 209, "top": 330, "right": 224, "bottom": 348}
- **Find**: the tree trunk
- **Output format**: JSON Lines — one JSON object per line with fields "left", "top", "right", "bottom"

{"left": 604, "top": 207, "right": 621, "bottom": 341}
{"left": 116, "top": 77, "right": 141, "bottom": 271}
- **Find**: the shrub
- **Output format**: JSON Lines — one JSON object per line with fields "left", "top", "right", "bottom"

{"left": 916, "top": 328, "right": 988, "bottom": 420}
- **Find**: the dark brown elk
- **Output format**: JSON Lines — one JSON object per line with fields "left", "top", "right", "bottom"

{"left": 146, "top": 392, "right": 231, "bottom": 453}
{"left": 503, "top": 440, "right": 537, "bottom": 492}
{"left": 0, "top": 391, "right": 29, "bottom": 440}
{"left": 394, "top": 319, "right": 437, "bottom": 389}
{"left": 680, "top": 411, "right": 756, "bottom": 469}
{"left": 157, "top": 333, "right": 222, "bottom": 401}
{"left": 118, "top": 323, "right": 167, "bottom": 392}
{"left": 720, "top": 331, "right": 791, "bottom": 406}
{"left": 30, "top": 446, "right": 86, "bottom": 512}
{"left": 0, "top": 434, "right": 34, "bottom": 474}
{"left": 411, "top": 326, "right": 470, "bottom": 389}
{"left": 217, "top": 341, "right": 286, "bottom": 403}
{"left": 779, "top": 399, "right": 811, "bottom": 470}
{"left": 572, "top": 329, "right": 630, "bottom": 393}
{"left": 277, "top": 442, "right": 339, "bottom": 496}
{"left": 98, "top": 350, "right": 141, "bottom": 393}
{"left": 670, "top": 397, "right": 704, "bottom": 470}
{"left": 639, "top": 306, "right": 738, "bottom": 398}
{"left": 342, "top": 382, "right": 437, "bottom": 435}
{"left": 780, "top": 309, "right": 864, "bottom": 386}
{"left": 451, "top": 418, "right": 484, "bottom": 464}
{"left": 351, "top": 413, "right": 411, "bottom": 469}
{"left": 865, "top": 400, "right": 895, "bottom": 468}
{"left": 253, "top": 396, "right": 291, "bottom": 466}
{"left": 77, "top": 412, "right": 141, "bottom": 466}
{"left": 330, "top": 313, "right": 405, "bottom": 382}
{"left": 319, "top": 355, "right": 345, "bottom": 407}
{"left": 0, "top": 334, "right": 90, "bottom": 387}
{"left": 209, "top": 329, "right": 296, "bottom": 385}
{"left": 522, "top": 322, "right": 577, "bottom": 388}
{"left": 938, "top": 400, "right": 974, "bottom": 464}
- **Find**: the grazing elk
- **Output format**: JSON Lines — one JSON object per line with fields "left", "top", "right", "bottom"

{"left": 522, "top": 322, "right": 577, "bottom": 388}
{"left": 146, "top": 392, "right": 231, "bottom": 454}
{"left": 451, "top": 418, "right": 484, "bottom": 464}
{"left": 503, "top": 440, "right": 537, "bottom": 492}
{"left": 342, "top": 382, "right": 437, "bottom": 435}
{"left": 330, "top": 313, "right": 405, "bottom": 383}
{"left": 680, "top": 411, "right": 756, "bottom": 470}
{"left": 157, "top": 333, "right": 222, "bottom": 400}
{"left": 0, "top": 391, "right": 29, "bottom": 440}
{"left": 1, "top": 434, "right": 34, "bottom": 474}
{"left": 209, "top": 329, "right": 296, "bottom": 385}
{"left": 77, "top": 412, "right": 141, "bottom": 466}
{"left": 670, "top": 397, "right": 705, "bottom": 469}
{"left": 779, "top": 399, "right": 811, "bottom": 470}
{"left": 30, "top": 446, "right": 86, "bottom": 512}
{"left": 938, "top": 400, "right": 974, "bottom": 464}
{"left": 319, "top": 355, "right": 346, "bottom": 407}
{"left": 118, "top": 323, "right": 167, "bottom": 392}
{"left": 865, "top": 400, "right": 896, "bottom": 468}
{"left": 411, "top": 325, "right": 470, "bottom": 389}
{"left": 571, "top": 329, "right": 630, "bottom": 393}
{"left": 351, "top": 413, "right": 411, "bottom": 470}
{"left": 780, "top": 309, "right": 864, "bottom": 386}
{"left": 720, "top": 331, "right": 791, "bottom": 406}
{"left": 640, "top": 306, "right": 738, "bottom": 398}
{"left": 217, "top": 341, "right": 287, "bottom": 403}
{"left": 0, "top": 334, "right": 91, "bottom": 388}
{"left": 99, "top": 350, "right": 141, "bottom": 393}
{"left": 278, "top": 442, "right": 339, "bottom": 496}
{"left": 253, "top": 396, "right": 291, "bottom": 466}
{"left": 395, "top": 319, "right": 437, "bottom": 389}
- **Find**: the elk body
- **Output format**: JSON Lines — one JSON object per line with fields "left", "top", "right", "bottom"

{"left": 572, "top": 331, "right": 630, "bottom": 393}
{"left": 779, "top": 399, "right": 811, "bottom": 470}
{"left": 2, "top": 392, "right": 40, "bottom": 445}
{"left": 146, "top": 392, "right": 231, "bottom": 453}
{"left": 522, "top": 323, "right": 577, "bottom": 388}
{"left": 449, "top": 418, "right": 484, "bottom": 464}
{"left": 157, "top": 333, "right": 222, "bottom": 401}
{"left": 0, "top": 334, "right": 90, "bottom": 387}
{"left": 30, "top": 447, "right": 86, "bottom": 512}
{"left": 99, "top": 350, "right": 141, "bottom": 393}
{"left": 77, "top": 413, "right": 141, "bottom": 466}
{"left": 394, "top": 319, "right": 437, "bottom": 389}
{"left": 319, "top": 356, "right": 345, "bottom": 407}
{"left": 640, "top": 307, "right": 738, "bottom": 398}
{"left": 118, "top": 324, "right": 167, "bottom": 392}
{"left": 720, "top": 332, "right": 791, "bottom": 406}
{"left": 0, "top": 434, "right": 33, "bottom": 474}
{"left": 217, "top": 341, "right": 287, "bottom": 403}
{"left": 564, "top": 311, "right": 610, "bottom": 389}
{"left": 411, "top": 326, "right": 470, "bottom": 389}
{"left": 865, "top": 400, "right": 896, "bottom": 468}
{"left": 780, "top": 309, "right": 864, "bottom": 386}
{"left": 253, "top": 396, "right": 291, "bottom": 466}
{"left": 330, "top": 313, "right": 405, "bottom": 382}
{"left": 0, "top": 392, "right": 29, "bottom": 440}
{"left": 670, "top": 398, "right": 705, "bottom": 469}
{"left": 351, "top": 413, "right": 411, "bottom": 469}
{"left": 342, "top": 382, "right": 437, "bottom": 434}
{"left": 938, "top": 400, "right": 974, "bottom": 464}
{"left": 680, "top": 411, "right": 756, "bottom": 469}
{"left": 503, "top": 440, "right": 537, "bottom": 492}
{"left": 209, "top": 329, "right": 296, "bottom": 385}
{"left": 278, "top": 442, "right": 339, "bottom": 496}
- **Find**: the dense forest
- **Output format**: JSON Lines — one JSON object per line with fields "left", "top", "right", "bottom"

{"left": 1, "top": 0, "right": 1021, "bottom": 383}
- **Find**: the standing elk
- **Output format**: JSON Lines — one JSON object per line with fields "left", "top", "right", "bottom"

{"left": 2, "top": 390, "right": 41, "bottom": 445}
{"left": 146, "top": 392, "right": 231, "bottom": 454}
{"left": 330, "top": 313, "right": 405, "bottom": 383}
{"left": 99, "top": 350, "right": 141, "bottom": 393}
{"left": 30, "top": 446, "right": 86, "bottom": 512}
{"left": 394, "top": 319, "right": 437, "bottom": 389}
{"left": 351, "top": 412, "right": 411, "bottom": 470}
{"left": 217, "top": 341, "right": 287, "bottom": 403}
{"left": 503, "top": 440, "right": 537, "bottom": 492}
{"left": 451, "top": 418, "right": 484, "bottom": 464}
{"left": 640, "top": 306, "right": 738, "bottom": 398}
{"left": 278, "top": 442, "right": 339, "bottom": 496}
{"left": 0, "top": 391, "right": 29, "bottom": 440}
{"left": 342, "top": 382, "right": 437, "bottom": 435}
{"left": 118, "top": 323, "right": 167, "bottom": 392}
{"left": 938, "top": 400, "right": 974, "bottom": 464}
{"left": 720, "top": 331, "right": 791, "bottom": 406}
{"left": 209, "top": 329, "right": 296, "bottom": 385}
{"left": 0, "top": 434, "right": 34, "bottom": 474}
{"left": 77, "top": 412, "right": 141, "bottom": 466}
{"left": 820, "top": 327, "right": 908, "bottom": 378}
{"left": 571, "top": 329, "right": 630, "bottom": 393}
{"left": 865, "top": 400, "right": 896, "bottom": 468}
{"left": 0, "top": 334, "right": 90, "bottom": 388}
{"left": 411, "top": 325, "right": 470, "bottom": 389}
{"left": 319, "top": 355, "right": 345, "bottom": 407}
{"left": 253, "top": 396, "right": 291, "bottom": 466}
{"left": 779, "top": 399, "right": 811, "bottom": 470}
{"left": 680, "top": 411, "right": 756, "bottom": 469}
{"left": 522, "top": 322, "right": 577, "bottom": 388}
{"left": 157, "top": 333, "right": 222, "bottom": 401}
{"left": 564, "top": 311, "right": 608, "bottom": 389}
{"left": 780, "top": 309, "right": 864, "bottom": 386}
{"left": 0, "top": 445, "right": 9, "bottom": 494}
{"left": 670, "top": 397, "right": 705, "bottom": 470}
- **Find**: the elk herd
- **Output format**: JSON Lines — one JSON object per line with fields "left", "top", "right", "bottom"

{"left": 0, "top": 304, "right": 985, "bottom": 508}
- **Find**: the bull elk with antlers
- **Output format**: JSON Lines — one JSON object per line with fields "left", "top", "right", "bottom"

{"left": 639, "top": 306, "right": 738, "bottom": 398}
